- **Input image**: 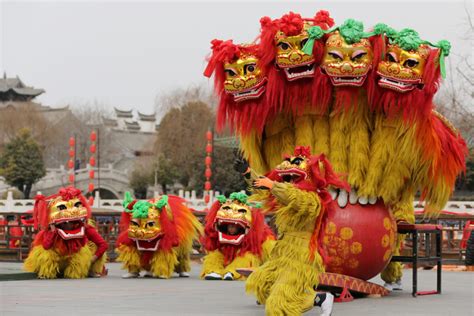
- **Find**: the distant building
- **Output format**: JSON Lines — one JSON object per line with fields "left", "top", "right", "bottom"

{"left": 0, "top": 74, "right": 158, "bottom": 198}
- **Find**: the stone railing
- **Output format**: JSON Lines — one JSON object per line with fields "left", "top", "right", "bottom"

{"left": 0, "top": 189, "right": 223, "bottom": 213}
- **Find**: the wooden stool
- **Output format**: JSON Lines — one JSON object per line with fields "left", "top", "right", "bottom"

{"left": 391, "top": 223, "right": 442, "bottom": 297}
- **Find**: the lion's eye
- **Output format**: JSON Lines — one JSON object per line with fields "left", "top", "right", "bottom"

{"left": 74, "top": 201, "right": 82, "bottom": 208}
{"left": 147, "top": 222, "right": 155, "bottom": 227}
{"left": 328, "top": 51, "right": 343, "bottom": 60}
{"left": 277, "top": 42, "right": 290, "bottom": 50}
{"left": 225, "top": 69, "right": 237, "bottom": 77}
{"left": 404, "top": 59, "right": 419, "bottom": 68}
{"left": 130, "top": 220, "right": 140, "bottom": 227}
{"left": 351, "top": 52, "right": 367, "bottom": 61}
{"left": 387, "top": 53, "right": 397, "bottom": 63}
{"left": 291, "top": 157, "right": 304, "bottom": 165}
{"left": 238, "top": 209, "right": 247, "bottom": 214}
{"left": 57, "top": 205, "right": 67, "bottom": 211}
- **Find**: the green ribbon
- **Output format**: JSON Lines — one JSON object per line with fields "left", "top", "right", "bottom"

{"left": 302, "top": 26, "right": 326, "bottom": 55}
{"left": 123, "top": 191, "right": 134, "bottom": 211}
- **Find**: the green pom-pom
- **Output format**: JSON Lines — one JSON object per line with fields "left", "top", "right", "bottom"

{"left": 339, "top": 19, "right": 364, "bottom": 44}
{"left": 394, "top": 28, "right": 422, "bottom": 51}
{"left": 155, "top": 195, "right": 169, "bottom": 209}
{"left": 216, "top": 195, "right": 227, "bottom": 203}
{"left": 123, "top": 191, "right": 134, "bottom": 211}
{"left": 229, "top": 192, "right": 248, "bottom": 205}
{"left": 372, "top": 23, "right": 396, "bottom": 38}
{"left": 131, "top": 200, "right": 151, "bottom": 219}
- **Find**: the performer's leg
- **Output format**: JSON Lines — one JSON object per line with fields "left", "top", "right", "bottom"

{"left": 115, "top": 244, "right": 142, "bottom": 277}
{"left": 265, "top": 269, "right": 317, "bottom": 316}
{"left": 24, "top": 246, "right": 61, "bottom": 279}
{"left": 149, "top": 249, "right": 178, "bottom": 279}
{"left": 64, "top": 245, "right": 93, "bottom": 279}
{"left": 223, "top": 252, "right": 262, "bottom": 280}
{"left": 201, "top": 250, "right": 225, "bottom": 280}
{"left": 87, "top": 241, "right": 107, "bottom": 277}
{"left": 245, "top": 261, "right": 279, "bottom": 305}
{"left": 174, "top": 245, "right": 191, "bottom": 277}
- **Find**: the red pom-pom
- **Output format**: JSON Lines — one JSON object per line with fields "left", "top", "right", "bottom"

{"left": 205, "top": 156, "right": 212, "bottom": 165}
{"left": 68, "top": 174, "right": 75, "bottom": 183}
{"left": 68, "top": 159, "right": 74, "bottom": 169}
{"left": 88, "top": 183, "right": 95, "bottom": 192}
{"left": 204, "top": 195, "right": 210, "bottom": 203}
{"left": 69, "top": 137, "right": 75, "bottom": 147}
{"left": 294, "top": 146, "right": 311, "bottom": 157}
{"left": 204, "top": 181, "right": 211, "bottom": 191}
{"left": 69, "top": 150, "right": 75, "bottom": 158}
{"left": 90, "top": 144, "right": 96, "bottom": 153}
{"left": 205, "top": 168, "right": 212, "bottom": 178}
{"left": 206, "top": 144, "right": 213, "bottom": 153}
{"left": 314, "top": 10, "right": 335, "bottom": 29}
{"left": 89, "top": 170, "right": 95, "bottom": 179}
{"left": 279, "top": 12, "right": 304, "bottom": 36}
{"left": 89, "top": 156, "right": 96, "bottom": 166}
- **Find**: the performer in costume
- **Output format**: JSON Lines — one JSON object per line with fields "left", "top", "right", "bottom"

{"left": 200, "top": 192, "right": 275, "bottom": 281}
{"left": 24, "top": 187, "right": 107, "bottom": 279}
{"left": 364, "top": 27, "right": 467, "bottom": 289}
{"left": 115, "top": 192, "right": 202, "bottom": 278}
{"left": 253, "top": 11, "right": 335, "bottom": 170}
{"left": 245, "top": 146, "right": 348, "bottom": 315}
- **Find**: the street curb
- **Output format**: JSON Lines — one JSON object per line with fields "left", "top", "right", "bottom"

{"left": 0, "top": 272, "right": 36, "bottom": 281}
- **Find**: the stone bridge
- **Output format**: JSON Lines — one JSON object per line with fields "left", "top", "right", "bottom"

{"left": 30, "top": 164, "right": 130, "bottom": 199}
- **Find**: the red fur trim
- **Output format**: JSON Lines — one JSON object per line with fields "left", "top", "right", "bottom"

{"left": 201, "top": 201, "right": 275, "bottom": 265}
{"left": 33, "top": 228, "right": 87, "bottom": 255}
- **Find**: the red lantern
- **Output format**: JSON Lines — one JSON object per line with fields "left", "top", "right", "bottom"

{"left": 206, "top": 144, "right": 212, "bottom": 153}
{"left": 205, "top": 168, "right": 212, "bottom": 178}
{"left": 88, "top": 183, "right": 95, "bottom": 192}
{"left": 90, "top": 131, "right": 97, "bottom": 142}
{"left": 68, "top": 159, "right": 74, "bottom": 169}
{"left": 69, "top": 137, "right": 75, "bottom": 147}
{"left": 205, "top": 156, "right": 212, "bottom": 165}
{"left": 204, "top": 181, "right": 211, "bottom": 191}
{"left": 89, "top": 156, "right": 96, "bottom": 166}
{"left": 204, "top": 195, "right": 210, "bottom": 203}
{"left": 68, "top": 174, "right": 75, "bottom": 183}
{"left": 206, "top": 130, "right": 212, "bottom": 141}
{"left": 69, "top": 150, "right": 75, "bottom": 158}
{"left": 90, "top": 144, "right": 96, "bottom": 153}
{"left": 89, "top": 170, "right": 95, "bottom": 179}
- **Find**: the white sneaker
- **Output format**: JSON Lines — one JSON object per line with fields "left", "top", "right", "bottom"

{"left": 384, "top": 282, "right": 394, "bottom": 291}
{"left": 393, "top": 279, "right": 403, "bottom": 290}
{"left": 142, "top": 271, "right": 153, "bottom": 278}
{"left": 122, "top": 272, "right": 139, "bottom": 279}
{"left": 204, "top": 272, "right": 222, "bottom": 280}
{"left": 179, "top": 272, "right": 190, "bottom": 278}
{"left": 315, "top": 292, "right": 334, "bottom": 316}
{"left": 172, "top": 272, "right": 180, "bottom": 278}
{"left": 223, "top": 272, "right": 234, "bottom": 280}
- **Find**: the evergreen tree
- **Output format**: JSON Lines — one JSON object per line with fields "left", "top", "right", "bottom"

{"left": 0, "top": 129, "right": 46, "bottom": 198}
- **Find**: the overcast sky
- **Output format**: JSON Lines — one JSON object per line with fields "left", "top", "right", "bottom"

{"left": 1, "top": 0, "right": 471, "bottom": 114}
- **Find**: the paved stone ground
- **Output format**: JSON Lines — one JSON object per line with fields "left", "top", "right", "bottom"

{"left": 0, "top": 262, "right": 473, "bottom": 315}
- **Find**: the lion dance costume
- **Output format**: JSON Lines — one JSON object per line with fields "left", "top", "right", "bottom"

{"left": 24, "top": 187, "right": 108, "bottom": 279}
{"left": 200, "top": 192, "right": 275, "bottom": 281}
{"left": 205, "top": 8, "right": 467, "bottom": 314}
{"left": 245, "top": 146, "right": 348, "bottom": 315}
{"left": 115, "top": 192, "right": 202, "bottom": 278}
